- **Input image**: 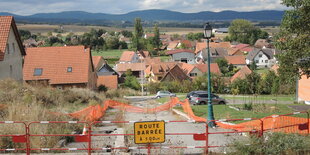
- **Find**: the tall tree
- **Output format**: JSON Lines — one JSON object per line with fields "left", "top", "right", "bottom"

{"left": 276, "top": 0, "right": 310, "bottom": 82}
{"left": 228, "top": 19, "right": 269, "bottom": 45}
{"left": 153, "top": 24, "right": 161, "bottom": 52}
{"left": 132, "top": 18, "right": 144, "bottom": 51}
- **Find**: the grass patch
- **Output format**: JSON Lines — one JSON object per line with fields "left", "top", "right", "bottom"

{"left": 174, "top": 103, "right": 307, "bottom": 120}
{"left": 156, "top": 96, "right": 186, "bottom": 103}
{"left": 221, "top": 95, "right": 295, "bottom": 102}
{"left": 92, "top": 49, "right": 127, "bottom": 58}
{"left": 160, "top": 56, "right": 170, "bottom": 62}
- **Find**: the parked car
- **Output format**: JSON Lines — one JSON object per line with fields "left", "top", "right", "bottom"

{"left": 190, "top": 93, "right": 227, "bottom": 105}
{"left": 186, "top": 90, "right": 207, "bottom": 100}
{"left": 155, "top": 91, "right": 176, "bottom": 98}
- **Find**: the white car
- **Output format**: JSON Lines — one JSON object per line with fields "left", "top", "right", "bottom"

{"left": 155, "top": 91, "right": 176, "bottom": 98}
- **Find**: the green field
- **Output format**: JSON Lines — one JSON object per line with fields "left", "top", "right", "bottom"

{"left": 92, "top": 49, "right": 127, "bottom": 58}
{"left": 174, "top": 103, "right": 307, "bottom": 121}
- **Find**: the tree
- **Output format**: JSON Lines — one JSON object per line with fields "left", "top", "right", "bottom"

{"left": 250, "top": 61, "right": 257, "bottom": 70}
{"left": 153, "top": 24, "right": 161, "bottom": 52}
{"left": 215, "top": 58, "right": 229, "bottom": 75}
{"left": 132, "top": 18, "right": 144, "bottom": 51}
{"left": 124, "top": 70, "right": 141, "bottom": 90}
{"left": 228, "top": 19, "right": 269, "bottom": 45}
{"left": 275, "top": 0, "right": 310, "bottom": 83}
{"left": 19, "top": 30, "right": 31, "bottom": 42}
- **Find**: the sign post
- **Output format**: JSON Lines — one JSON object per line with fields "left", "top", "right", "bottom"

{"left": 134, "top": 121, "right": 165, "bottom": 144}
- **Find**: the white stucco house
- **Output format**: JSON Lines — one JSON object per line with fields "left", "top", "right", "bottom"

{"left": 0, "top": 16, "right": 26, "bottom": 81}
{"left": 246, "top": 48, "right": 280, "bottom": 68}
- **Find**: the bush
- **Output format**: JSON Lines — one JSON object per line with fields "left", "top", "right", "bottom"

{"left": 230, "top": 132, "right": 310, "bottom": 155}
{"left": 98, "top": 85, "right": 108, "bottom": 92}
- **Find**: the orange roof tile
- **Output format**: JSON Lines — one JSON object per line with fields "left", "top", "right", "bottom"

{"left": 23, "top": 46, "right": 93, "bottom": 85}
{"left": 119, "top": 51, "right": 136, "bottom": 62}
{"left": 195, "top": 63, "right": 222, "bottom": 75}
{"left": 161, "top": 64, "right": 190, "bottom": 82}
{"left": 225, "top": 56, "right": 246, "bottom": 65}
{"left": 97, "top": 75, "right": 118, "bottom": 89}
{"left": 92, "top": 56, "right": 103, "bottom": 69}
{"left": 167, "top": 41, "right": 179, "bottom": 49}
{"left": 230, "top": 66, "right": 252, "bottom": 82}
{"left": 116, "top": 63, "right": 146, "bottom": 72}
{"left": 195, "top": 41, "right": 232, "bottom": 54}
{"left": 143, "top": 57, "right": 161, "bottom": 66}
{"left": 178, "top": 63, "right": 195, "bottom": 75}
{"left": 145, "top": 62, "right": 177, "bottom": 75}
{"left": 0, "top": 16, "right": 25, "bottom": 61}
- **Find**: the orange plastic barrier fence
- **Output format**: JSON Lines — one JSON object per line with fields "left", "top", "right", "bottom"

{"left": 60, "top": 97, "right": 309, "bottom": 134}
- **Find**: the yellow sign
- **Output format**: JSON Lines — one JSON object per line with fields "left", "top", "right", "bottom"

{"left": 134, "top": 121, "right": 165, "bottom": 144}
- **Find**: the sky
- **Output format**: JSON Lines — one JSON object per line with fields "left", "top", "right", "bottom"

{"left": 0, "top": 0, "right": 287, "bottom": 15}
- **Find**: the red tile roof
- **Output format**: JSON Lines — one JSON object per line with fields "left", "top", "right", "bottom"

{"left": 166, "top": 49, "right": 194, "bottom": 55}
{"left": 195, "top": 63, "right": 222, "bottom": 75}
{"left": 195, "top": 42, "right": 231, "bottom": 54}
{"left": 119, "top": 51, "right": 136, "bottom": 62}
{"left": 178, "top": 63, "right": 195, "bottom": 75}
{"left": 225, "top": 56, "right": 246, "bottom": 65}
{"left": 161, "top": 64, "right": 190, "bottom": 82}
{"left": 167, "top": 41, "right": 179, "bottom": 49}
{"left": 145, "top": 62, "right": 177, "bottom": 75}
{"left": 116, "top": 63, "right": 146, "bottom": 72}
{"left": 143, "top": 57, "right": 161, "bottom": 66}
{"left": 23, "top": 46, "right": 94, "bottom": 85}
{"left": 230, "top": 66, "right": 252, "bottom": 82}
{"left": 0, "top": 16, "right": 25, "bottom": 61}
{"left": 97, "top": 75, "right": 118, "bottom": 89}
{"left": 92, "top": 56, "right": 103, "bottom": 70}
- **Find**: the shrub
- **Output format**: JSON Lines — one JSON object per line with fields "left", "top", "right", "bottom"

{"left": 98, "top": 85, "right": 108, "bottom": 92}
{"left": 230, "top": 132, "right": 310, "bottom": 155}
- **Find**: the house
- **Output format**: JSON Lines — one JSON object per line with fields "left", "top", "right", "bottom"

{"left": 0, "top": 16, "right": 26, "bottom": 81}
{"left": 246, "top": 48, "right": 280, "bottom": 68}
{"left": 194, "top": 63, "right": 222, "bottom": 75}
{"left": 195, "top": 41, "right": 231, "bottom": 54}
{"left": 230, "top": 66, "right": 252, "bottom": 82}
{"left": 119, "top": 36, "right": 131, "bottom": 44}
{"left": 214, "top": 28, "right": 229, "bottom": 34}
{"left": 144, "top": 33, "right": 171, "bottom": 42}
{"left": 225, "top": 56, "right": 247, "bottom": 68}
{"left": 166, "top": 49, "right": 196, "bottom": 64}
{"left": 144, "top": 62, "right": 177, "bottom": 82}
{"left": 254, "top": 39, "right": 272, "bottom": 48}
{"left": 119, "top": 51, "right": 139, "bottom": 63}
{"left": 167, "top": 41, "right": 180, "bottom": 50}
{"left": 179, "top": 63, "right": 202, "bottom": 78}
{"left": 23, "top": 38, "right": 38, "bottom": 47}
{"left": 228, "top": 44, "right": 253, "bottom": 56}
{"left": 23, "top": 46, "right": 96, "bottom": 89}
{"left": 195, "top": 47, "right": 228, "bottom": 64}
{"left": 115, "top": 63, "right": 145, "bottom": 78}
{"left": 92, "top": 56, "right": 118, "bottom": 89}
{"left": 180, "top": 40, "right": 195, "bottom": 49}
{"left": 142, "top": 57, "right": 161, "bottom": 67}
{"left": 161, "top": 64, "right": 190, "bottom": 82}
{"left": 136, "top": 50, "right": 150, "bottom": 60}
{"left": 270, "top": 64, "right": 279, "bottom": 75}
{"left": 298, "top": 75, "right": 310, "bottom": 104}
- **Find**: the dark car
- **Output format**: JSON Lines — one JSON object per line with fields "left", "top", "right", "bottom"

{"left": 186, "top": 90, "right": 207, "bottom": 100}
{"left": 190, "top": 93, "right": 227, "bottom": 105}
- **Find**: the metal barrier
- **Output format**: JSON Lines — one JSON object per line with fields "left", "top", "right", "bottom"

{"left": 90, "top": 120, "right": 207, "bottom": 155}
{"left": 27, "top": 121, "right": 91, "bottom": 155}
{"left": 0, "top": 121, "right": 28, "bottom": 154}
{"left": 206, "top": 118, "right": 264, "bottom": 153}
{"left": 0, "top": 111, "right": 309, "bottom": 154}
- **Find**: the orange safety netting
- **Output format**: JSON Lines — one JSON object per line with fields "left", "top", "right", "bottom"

{"left": 217, "top": 115, "right": 310, "bottom": 134}
{"left": 61, "top": 97, "right": 309, "bottom": 134}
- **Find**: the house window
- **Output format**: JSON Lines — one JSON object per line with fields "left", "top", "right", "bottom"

{"left": 12, "top": 43, "right": 15, "bottom": 53}
{"left": 265, "top": 60, "right": 268, "bottom": 63}
{"left": 255, "top": 60, "right": 259, "bottom": 63}
{"left": 10, "top": 65, "right": 13, "bottom": 76}
{"left": 34, "top": 68, "right": 43, "bottom": 76}
{"left": 259, "top": 54, "right": 262, "bottom": 58}
{"left": 67, "top": 67, "right": 72, "bottom": 72}
{"left": 6, "top": 43, "right": 9, "bottom": 54}
{"left": 262, "top": 60, "right": 264, "bottom": 63}
{"left": 180, "top": 58, "right": 188, "bottom": 63}
{"left": 189, "top": 73, "right": 197, "bottom": 77}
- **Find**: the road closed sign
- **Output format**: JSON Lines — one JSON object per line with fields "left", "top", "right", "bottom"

{"left": 134, "top": 121, "right": 165, "bottom": 144}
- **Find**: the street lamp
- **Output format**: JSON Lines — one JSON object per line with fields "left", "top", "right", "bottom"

{"left": 204, "top": 23, "right": 215, "bottom": 127}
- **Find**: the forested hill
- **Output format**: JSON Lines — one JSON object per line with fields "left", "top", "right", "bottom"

{"left": 0, "top": 9, "right": 284, "bottom": 26}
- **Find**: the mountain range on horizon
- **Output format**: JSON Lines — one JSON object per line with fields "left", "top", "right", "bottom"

{"left": 0, "top": 9, "right": 284, "bottom": 26}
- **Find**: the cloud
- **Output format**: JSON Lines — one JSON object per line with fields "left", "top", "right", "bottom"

{"left": 0, "top": 0, "right": 287, "bottom": 15}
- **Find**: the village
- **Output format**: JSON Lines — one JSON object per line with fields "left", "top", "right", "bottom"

{"left": 0, "top": 0, "right": 310, "bottom": 154}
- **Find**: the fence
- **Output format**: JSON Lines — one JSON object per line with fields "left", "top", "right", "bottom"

{"left": 0, "top": 111, "right": 309, "bottom": 155}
